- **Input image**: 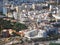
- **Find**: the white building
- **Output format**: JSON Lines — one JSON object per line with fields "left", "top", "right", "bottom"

{"left": 24, "top": 29, "right": 47, "bottom": 40}
{"left": 3, "top": 7, "right": 7, "bottom": 15}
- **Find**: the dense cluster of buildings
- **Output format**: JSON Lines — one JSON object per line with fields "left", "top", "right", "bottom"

{"left": 0, "top": 0, "right": 60, "bottom": 33}
{"left": 0, "top": 0, "right": 59, "bottom": 29}
{"left": 0, "top": 0, "right": 60, "bottom": 12}
{"left": 0, "top": 0, "right": 60, "bottom": 45}
{"left": 0, "top": 0, "right": 44, "bottom": 12}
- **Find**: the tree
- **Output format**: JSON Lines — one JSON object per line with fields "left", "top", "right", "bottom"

{"left": 2, "top": 20, "right": 13, "bottom": 29}
{"left": 0, "top": 18, "right": 28, "bottom": 32}
{"left": 49, "top": 43, "right": 60, "bottom": 45}
{"left": 0, "top": 18, "right": 4, "bottom": 31}
{"left": 13, "top": 22, "right": 28, "bottom": 31}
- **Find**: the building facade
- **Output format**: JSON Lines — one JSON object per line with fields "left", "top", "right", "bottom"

{"left": 0, "top": 0, "right": 3, "bottom": 12}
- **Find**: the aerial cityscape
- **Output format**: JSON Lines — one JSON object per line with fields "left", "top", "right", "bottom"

{"left": 0, "top": 0, "right": 60, "bottom": 45}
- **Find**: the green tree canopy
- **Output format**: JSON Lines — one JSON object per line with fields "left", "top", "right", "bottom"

{"left": 0, "top": 18, "right": 28, "bottom": 32}
{"left": 49, "top": 43, "right": 60, "bottom": 45}
{"left": 12, "top": 22, "right": 28, "bottom": 31}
